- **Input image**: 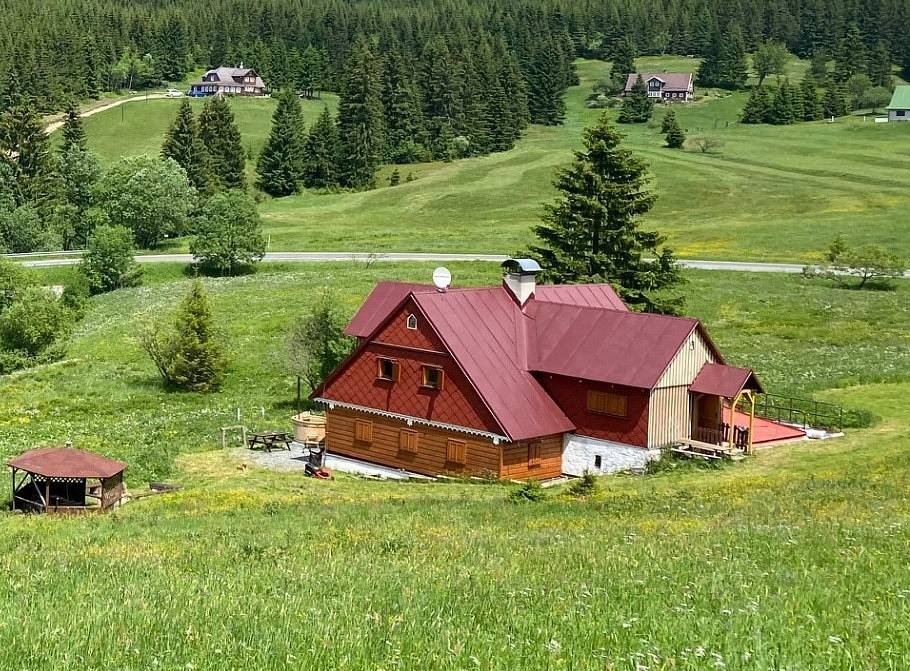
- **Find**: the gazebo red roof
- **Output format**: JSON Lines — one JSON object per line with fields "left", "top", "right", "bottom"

{"left": 8, "top": 448, "right": 126, "bottom": 479}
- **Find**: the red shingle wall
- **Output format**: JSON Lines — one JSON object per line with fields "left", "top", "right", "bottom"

{"left": 320, "top": 300, "right": 502, "bottom": 435}
{"left": 536, "top": 374, "right": 649, "bottom": 448}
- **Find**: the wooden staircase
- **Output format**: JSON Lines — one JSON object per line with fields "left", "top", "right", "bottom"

{"left": 671, "top": 439, "right": 745, "bottom": 461}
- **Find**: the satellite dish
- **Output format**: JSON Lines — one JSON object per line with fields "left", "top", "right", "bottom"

{"left": 432, "top": 267, "right": 452, "bottom": 292}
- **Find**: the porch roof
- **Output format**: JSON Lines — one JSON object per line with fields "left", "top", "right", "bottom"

{"left": 690, "top": 363, "right": 764, "bottom": 398}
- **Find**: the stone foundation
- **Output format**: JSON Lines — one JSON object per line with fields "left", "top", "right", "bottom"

{"left": 562, "top": 434, "right": 661, "bottom": 476}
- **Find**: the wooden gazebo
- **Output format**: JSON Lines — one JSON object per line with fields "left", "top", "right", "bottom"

{"left": 9, "top": 447, "right": 126, "bottom": 514}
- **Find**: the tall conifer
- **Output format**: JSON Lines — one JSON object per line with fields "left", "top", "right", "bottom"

{"left": 198, "top": 96, "right": 246, "bottom": 191}
{"left": 527, "top": 113, "right": 681, "bottom": 314}
{"left": 60, "top": 102, "right": 87, "bottom": 153}
{"left": 337, "top": 36, "right": 385, "bottom": 189}
{"left": 256, "top": 89, "right": 306, "bottom": 196}
{"left": 302, "top": 106, "right": 339, "bottom": 189}
{"left": 161, "top": 98, "right": 210, "bottom": 193}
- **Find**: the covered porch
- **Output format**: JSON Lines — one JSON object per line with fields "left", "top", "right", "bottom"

{"left": 9, "top": 447, "right": 126, "bottom": 514}
{"left": 688, "top": 363, "right": 766, "bottom": 455}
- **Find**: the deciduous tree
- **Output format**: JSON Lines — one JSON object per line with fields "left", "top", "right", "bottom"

{"left": 190, "top": 190, "right": 266, "bottom": 274}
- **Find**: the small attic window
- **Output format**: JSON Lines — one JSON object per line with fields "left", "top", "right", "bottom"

{"left": 406, "top": 314, "right": 418, "bottom": 330}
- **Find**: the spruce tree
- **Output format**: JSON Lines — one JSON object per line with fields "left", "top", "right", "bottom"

{"left": 161, "top": 279, "right": 226, "bottom": 392}
{"left": 0, "top": 104, "right": 54, "bottom": 205}
{"left": 767, "top": 80, "right": 797, "bottom": 124}
{"left": 525, "top": 38, "right": 567, "bottom": 125}
{"left": 161, "top": 98, "right": 210, "bottom": 193}
{"left": 302, "top": 106, "right": 339, "bottom": 189}
{"left": 382, "top": 46, "right": 428, "bottom": 163}
{"left": 256, "top": 89, "right": 306, "bottom": 196}
{"left": 610, "top": 37, "right": 636, "bottom": 77}
{"left": 799, "top": 78, "right": 824, "bottom": 120}
{"left": 822, "top": 85, "right": 848, "bottom": 118}
{"left": 661, "top": 109, "right": 686, "bottom": 148}
{"left": 740, "top": 85, "right": 772, "bottom": 123}
{"left": 527, "top": 113, "right": 681, "bottom": 314}
{"left": 60, "top": 103, "right": 87, "bottom": 153}
{"left": 833, "top": 23, "right": 867, "bottom": 83}
{"left": 337, "top": 36, "right": 385, "bottom": 189}
{"left": 867, "top": 41, "right": 892, "bottom": 88}
{"left": 618, "top": 74, "right": 652, "bottom": 123}
{"left": 198, "top": 96, "right": 246, "bottom": 191}
{"left": 420, "top": 37, "right": 463, "bottom": 157}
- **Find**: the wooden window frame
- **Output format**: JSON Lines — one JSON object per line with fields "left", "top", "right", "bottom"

{"left": 376, "top": 357, "right": 399, "bottom": 382}
{"left": 399, "top": 429, "right": 419, "bottom": 454}
{"left": 421, "top": 365, "right": 444, "bottom": 391}
{"left": 527, "top": 441, "right": 542, "bottom": 468}
{"left": 406, "top": 314, "right": 418, "bottom": 330}
{"left": 446, "top": 438, "right": 466, "bottom": 465}
{"left": 586, "top": 389, "right": 628, "bottom": 418}
{"left": 354, "top": 419, "right": 373, "bottom": 444}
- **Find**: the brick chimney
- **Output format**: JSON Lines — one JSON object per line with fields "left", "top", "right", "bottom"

{"left": 502, "top": 258, "right": 541, "bottom": 306}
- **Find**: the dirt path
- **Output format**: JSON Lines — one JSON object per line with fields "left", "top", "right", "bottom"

{"left": 44, "top": 92, "right": 170, "bottom": 134}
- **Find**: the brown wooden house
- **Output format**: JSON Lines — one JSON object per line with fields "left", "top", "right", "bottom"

{"left": 313, "top": 260, "right": 799, "bottom": 480}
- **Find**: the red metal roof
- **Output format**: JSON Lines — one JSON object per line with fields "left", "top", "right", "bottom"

{"left": 526, "top": 301, "right": 701, "bottom": 389}
{"left": 532, "top": 283, "right": 628, "bottom": 311}
{"left": 414, "top": 289, "right": 575, "bottom": 441}
{"left": 690, "top": 363, "right": 764, "bottom": 398}
{"left": 329, "top": 279, "right": 742, "bottom": 441}
{"left": 345, "top": 282, "right": 434, "bottom": 338}
{"left": 8, "top": 448, "right": 126, "bottom": 479}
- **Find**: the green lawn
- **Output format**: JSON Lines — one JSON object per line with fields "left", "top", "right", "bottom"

{"left": 256, "top": 58, "right": 910, "bottom": 262}
{"left": 69, "top": 58, "right": 910, "bottom": 262}
{"left": 72, "top": 94, "right": 338, "bottom": 171}
{"left": 0, "top": 263, "right": 909, "bottom": 668}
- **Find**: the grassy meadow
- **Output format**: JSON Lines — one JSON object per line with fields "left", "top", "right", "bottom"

{"left": 0, "top": 262, "right": 909, "bottom": 667}
{"left": 67, "top": 57, "right": 910, "bottom": 262}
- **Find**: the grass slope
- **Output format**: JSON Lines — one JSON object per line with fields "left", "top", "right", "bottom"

{"left": 72, "top": 59, "right": 910, "bottom": 262}
{"left": 1, "top": 265, "right": 908, "bottom": 668}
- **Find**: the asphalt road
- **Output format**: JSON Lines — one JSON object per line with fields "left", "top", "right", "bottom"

{"left": 10, "top": 251, "right": 814, "bottom": 273}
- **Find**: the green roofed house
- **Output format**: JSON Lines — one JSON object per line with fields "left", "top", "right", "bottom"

{"left": 886, "top": 86, "right": 910, "bottom": 122}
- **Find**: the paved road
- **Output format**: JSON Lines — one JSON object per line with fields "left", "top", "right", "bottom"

{"left": 11, "top": 250, "right": 810, "bottom": 272}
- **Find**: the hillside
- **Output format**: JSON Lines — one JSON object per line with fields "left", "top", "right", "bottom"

{"left": 68, "top": 58, "right": 910, "bottom": 262}
{"left": 0, "top": 262, "right": 909, "bottom": 668}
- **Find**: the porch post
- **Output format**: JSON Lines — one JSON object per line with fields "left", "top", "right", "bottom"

{"left": 748, "top": 392, "right": 756, "bottom": 455}
{"left": 727, "top": 392, "right": 740, "bottom": 446}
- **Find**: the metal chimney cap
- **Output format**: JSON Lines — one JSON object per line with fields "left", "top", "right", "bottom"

{"left": 501, "top": 258, "right": 541, "bottom": 275}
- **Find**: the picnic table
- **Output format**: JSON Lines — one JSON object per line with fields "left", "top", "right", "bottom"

{"left": 247, "top": 432, "right": 294, "bottom": 453}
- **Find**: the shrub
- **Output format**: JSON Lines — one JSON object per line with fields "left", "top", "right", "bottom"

{"left": 508, "top": 480, "right": 547, "bottom": 503}
{"left": 0, "top": 257, "right": 35, "bottom": 312}
{"left": 686, "top": 135, "right": 725, "bottom": 153}
{"left": 190, "top": 191, "right": 266, "bottom": 275}
{"left": 0, "top": 287, "right": 74, "bottom": 357}
{"left": 61, "top": 272, "right": 91, "bottom": 319}
{"left": 81, "top": 224, "right": 143, "bottom": 294}
{"left": 0, "top": 205, "right": 60, "bottom": 253}
{"left": 568, "top": 471, "right": 599, "bottom": 497}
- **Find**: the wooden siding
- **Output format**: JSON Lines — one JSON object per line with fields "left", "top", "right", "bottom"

{"left": 648, "top": 385, "right": 690, "bottom": 448}
{"left": 536, "top": 374, "right": 649, "bottom": 448}
{"left": 326, "top": 408, "right": 564, "bottom": 480}
{"left": 500, "top": 435, "right": 564, "bottom": 481}
{"left": 655, "top": 330, "right": 716, "bottom": 389}
{"left": 326, "top": 407, "right": 501, "bottom": 477}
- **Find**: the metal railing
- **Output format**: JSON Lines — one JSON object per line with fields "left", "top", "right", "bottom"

{"left": 746, "top": 393, "right": 844, "bottom": 431}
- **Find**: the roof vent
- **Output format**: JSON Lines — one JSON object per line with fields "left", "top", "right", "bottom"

{"left": 502, "top": 258, "right": 540, "bottom": 306}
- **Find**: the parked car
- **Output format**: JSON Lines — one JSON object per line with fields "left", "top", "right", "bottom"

{"left": 165, "top": 88, "right": 184, "bottom": 98}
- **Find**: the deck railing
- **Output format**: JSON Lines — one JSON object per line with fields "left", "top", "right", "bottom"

{"left": 693, "top": 423, "right": 750, "bottom": 449}
{"left": 744, "top": 394, "right": 844, "bottom": 431}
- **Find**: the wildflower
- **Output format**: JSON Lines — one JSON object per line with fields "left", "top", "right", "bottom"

{"left": 828, "top": 635, "right": 844, "bottom": 645}
{"left": 546, "top": 639, "right": 561, "bottom": 654}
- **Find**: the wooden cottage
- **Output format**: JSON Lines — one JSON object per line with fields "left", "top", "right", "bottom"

{"left": 9, "top": 447, "right": 126, "bottom": 513}
{"left": 313, "top": 260, "right": 797, "bottom": 480}
{"left": 623, "top": 73, "right": 693, "bottom": 101}
{"left": 189, "top": 65, "right": 267, "bottom": 97}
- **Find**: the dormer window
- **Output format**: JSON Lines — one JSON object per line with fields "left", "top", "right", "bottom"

{"left": 377, "top": 357, "right": 399, "bottom": 381}
{"left": 406, "top": 314, "right": 418, "bottom": 330}
{"left": 422, "top": 366, "right": 444, "bottom": 390}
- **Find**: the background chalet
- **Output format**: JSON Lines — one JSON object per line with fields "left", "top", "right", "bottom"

{"left": 314, "top": 260, "right": 799, "bottom": 480}
{"left": 624, "top": 72, "right": 693, "bottom": 101}
{"left": 189, "top": 65, "right": 267, "bottom": 97}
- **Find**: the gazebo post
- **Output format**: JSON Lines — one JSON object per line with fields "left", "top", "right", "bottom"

{"left": 10, "top": 467, "right": 15, "bottom": 512}
{"left": 748, "top": 391, "right": 756, "bottom": 455}
{"left": 45, "top": 481, "right": 51, "bottom": 513}
{"left": 727, "top": 392, "right": 741, "bottom": 446}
